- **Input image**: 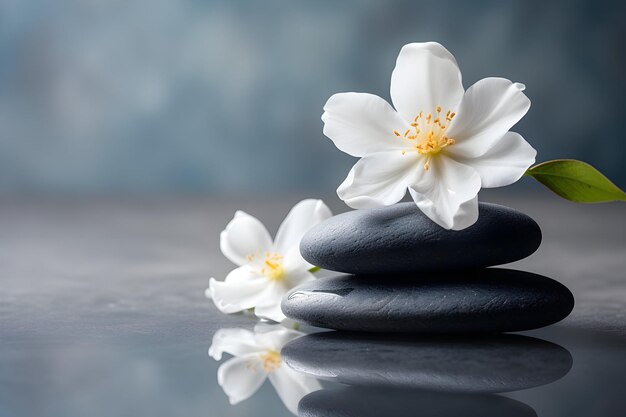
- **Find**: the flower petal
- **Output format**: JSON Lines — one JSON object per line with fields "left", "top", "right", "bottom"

{"left": 268, "top": 366, "right": 322, "bottom": 415}
{"left": 281, "top": 226, "right": 323, "bottom": 276}
{"left": 209, "top": 327, "right": 261, "bottom": 360}
{"left": 254, "top": 282, "right": 289, "bottom": 322}
{"left": 390, "top": 42, "right": 464, "bottom": 121}
{"left": 283, "top": 263, "right": 316, "bottom": 288}
{"left": 409, "top": 156, "right": 481, "bottom": 230}
{"left": 252, "top": 261, "right": 317, "bottom": 322}
{"left": 209, "top": 270, "right": 272, "bottom": 314}
{"left": 457, "top": 131, "right": 536, "bottom": 188}
{"left": 446, "top": 78, "right": 531, "bottom": 158}
{"left": 217, "top": 356, "right": 267, "bottom": 405}
{"left": 253, "top": 324, "right": 304, "bottom": 351}
{"left": 206, "top": 266, "right": 257, "bottom": 302}
{"left": 322, "top": 93, "right": 409, "bottom": 157}
{"left": 337, "top": 151, "right": 422, "bottom": 209}
{"left": 281, "top": 246, "right": 313, "bottom": 273}
{"left": 253, "top": 266, "right": 315, "bottom": 322}
{"left": 223, "top": 264, "right": 259, "bottom": 283}
{"left": 207, "top": 268, "right": 257, "bottom": 301}
{"left": 273, "top": 199, "right": 332, "bottom": 256}
{"left": 220, "top": 211, "right": 273, "bottom": 267}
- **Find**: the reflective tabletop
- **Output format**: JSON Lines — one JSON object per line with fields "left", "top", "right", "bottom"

{"left": 1, "top": 193, "right": 625, "bottom": 416}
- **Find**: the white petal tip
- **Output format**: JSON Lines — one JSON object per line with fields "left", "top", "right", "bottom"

{"left": 450, "top": 219, "right": 479, "bottom": 231}
{"left": 514, "top": 82, "right": 526, "bottom": 91}
{"left": 208, "top": 348, "right": 221, "bottom": 361}
{"left": 400, "top": 41, "right": 445, "bottom": 52}
{"left": 254, "top": 311, "right": 287, "bottom": 323}
{"left": 338, "top": 193, "right": 389, "bottom": 210}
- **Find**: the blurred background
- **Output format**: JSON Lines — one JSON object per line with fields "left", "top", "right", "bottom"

{"left": 2, "top": 3, "right": 626, "bottom": 417}
{"left": 0, "top": 0, "right": 624, "bottom": 196}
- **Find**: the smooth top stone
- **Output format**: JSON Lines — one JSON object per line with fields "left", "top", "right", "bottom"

{"left": 299, "top": 387, "right": 537, "bottom": 417}
{"left": 300, "top": 202, "right": 542, "bottom": 274}
{"left": 282, "top": 269, "right": 575, "bottom": 333}
{"left": 282, "top": 332, "right": 572, "bottom": 393}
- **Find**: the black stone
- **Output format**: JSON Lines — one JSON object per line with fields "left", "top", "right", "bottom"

{"left": 282, "top": 332, "right": 572, "bottom": 392}
{"left": 281, "top": 269, "right": 574, "bottom": 333}
{"left": 298, "top": 387, "right": 537, "bottom": 417}
{"left": 300, "top": 202, "right": 541, "bottom": 274}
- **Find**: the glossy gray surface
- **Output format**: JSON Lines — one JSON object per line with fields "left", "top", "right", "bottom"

{"left": 0, "top": 192, "right": 625, "bottom": 416}
{"left": 300, "top": 202, "right": 541, "bottom": 274}
{"left": 282, "top": 333, "right": 572, "bottom": 392}
{"left": 282, "top": 270, "right": 574, "bottom": 332}
{"left": 299, "top": 388, "right": 538, "bottom": 417}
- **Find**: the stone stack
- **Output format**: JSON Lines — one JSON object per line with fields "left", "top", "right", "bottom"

{"left": 281, "top": 202, "right": 574, "bottom": 333}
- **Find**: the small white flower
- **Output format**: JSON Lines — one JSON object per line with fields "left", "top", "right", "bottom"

{"left": 322, "top": 42, "right": 537, "bottom": 230}
{"left": 209, "top": 324, "right": 322, "bottom": 415}
{"left": 207, "top": 199, "right": 332, "bottom": 322}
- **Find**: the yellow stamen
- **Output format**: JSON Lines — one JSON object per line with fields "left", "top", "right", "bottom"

{"left": 391, "top": 105, "right": 457, "bottom": 168}
{"left": 259, "top": 350, "right": 281, "bottom": 373}
{"left": 260, "top": 252, "right": 284, "bottom": 281}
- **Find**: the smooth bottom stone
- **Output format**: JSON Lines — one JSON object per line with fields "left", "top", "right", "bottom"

{"left": 282, "top": 332, "right": 572, "bottom": 392}
{"left": 282, "top": 269, "right": 574, "bottom": 333}
{"left": 299, "top": 387, "right": 537, "bottom": 417}
{"left": 299, "top": 202, "right": 542, "bottom": 274}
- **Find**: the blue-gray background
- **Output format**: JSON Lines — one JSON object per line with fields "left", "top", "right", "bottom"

{"left": 1, "top": 0, "right": 624, "bottom": 194}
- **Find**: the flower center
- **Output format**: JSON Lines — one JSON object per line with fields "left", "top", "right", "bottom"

{"left": 259, "top": 349, "right": 281, "bottom": 373}
{"left": 393, "top": 106, "right": 456, "bottom": 171}
{"left": 261, "top": 252, "right": 284, "bottom": 281}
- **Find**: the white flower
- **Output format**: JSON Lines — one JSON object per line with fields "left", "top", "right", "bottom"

{"left": 322, "top": 42, "right": 537, "bottom": 230}
{"left": 207, "top": 199, "right": 332, "bottom": 322}
{"left": 209, "top": 324, "right": 322, "bottom": 415}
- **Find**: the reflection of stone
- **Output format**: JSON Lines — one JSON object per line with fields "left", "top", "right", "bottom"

{"left": 300, "top": 202, "right": 541, "bottom": 274}
{"left": 298, "top": 387, "right": 537, "bottom": 417}
{"left": 282, "top": 332, "right": 572, "bottom": 393}
{"left": 282, "top": 269, "right": 574, "bottom": 333}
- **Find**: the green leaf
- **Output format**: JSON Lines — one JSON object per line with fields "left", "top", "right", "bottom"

{"left": 526, "top": 159, "right": 626, "bottom": 203}
{"left": 308, "top": 266, "right": 321, "bottom": 273}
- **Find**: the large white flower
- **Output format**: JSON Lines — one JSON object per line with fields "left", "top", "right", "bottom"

{"left": 209, "top": 324, "right": 322, "bottom": 415}
{"left": 322, "top": 42, "right": 537, "bottom": 230}
{"left": 207, "top": 199, "right": 332, "bottom": 322}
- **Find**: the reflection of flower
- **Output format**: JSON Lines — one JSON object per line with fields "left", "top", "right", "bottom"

{"left": 209, "top": 324, "right": 322, "bottom": 415}
{"left": 207, "top": 199, "right": 331, "bottom": 322}
{"left": 322, "top": 42, "right": 536, "bottom": 230}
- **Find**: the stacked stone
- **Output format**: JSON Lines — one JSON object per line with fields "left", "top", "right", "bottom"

{"left": 282, "top": 202, "right": 574, "bottom": 333}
